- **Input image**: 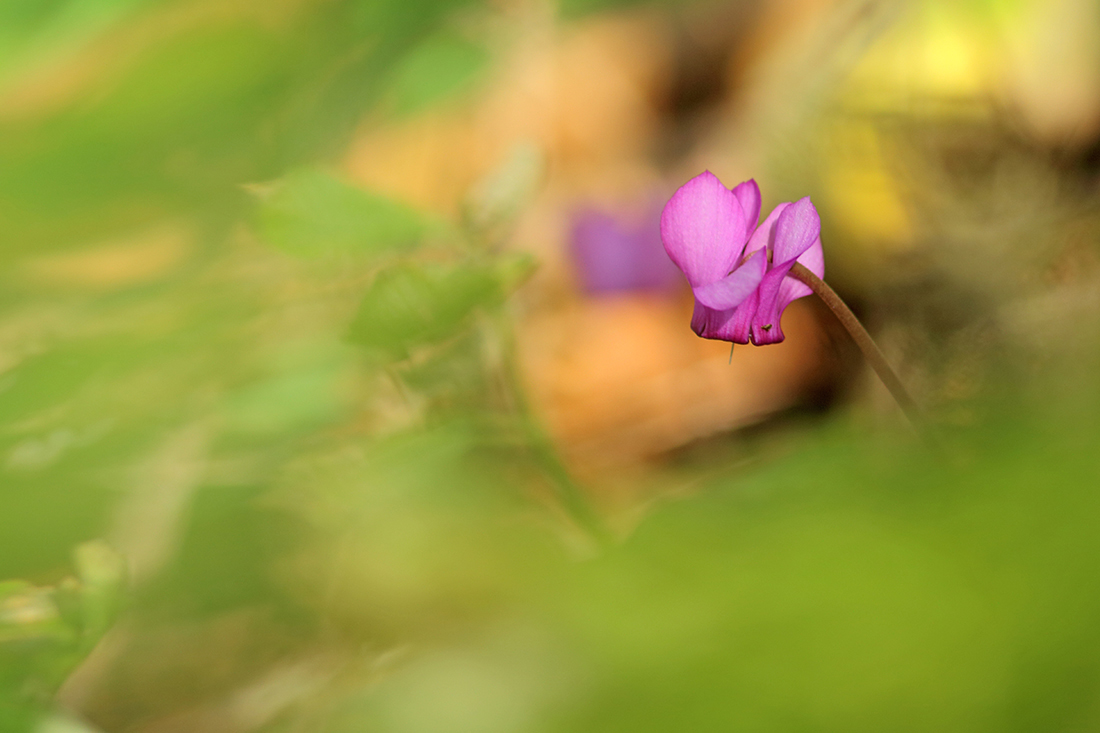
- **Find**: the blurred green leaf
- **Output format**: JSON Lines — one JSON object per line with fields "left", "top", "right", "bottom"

{"left": 492, "top": 251, "right": 538, "bottom": 292}
{"left": 348, "top": 260, "right": 497, "bottom": 356}
{"left": 346, "top": 258, "right": 519, "bottom": 359}
{"left": 465, "top": 142, "right": 545, "bottom": 233}
{"left": 139, "top": 483, "right": 303, "bottom": 618}
{"left": 0, "top": 705, "right": 37, "bottom": 733}
{"left": 71, "top": 541, "right": 125, "bottom": 649}
{"left": 385, "top": 32, "right": 489, "bottom": 116}
{"left": 1, "top": 543, "right": 123, "bottom": 731}
{"left": 224, "top": 365, "right": 348, "bottom": 436}
{"left": 256, "top": 169, "right": 436, "bottom": 258}
{"left": 0, "top": 0, "right": 148, "bottom": 76}
{"left": 0, "top": 0, "right": 484, "bottom": 253}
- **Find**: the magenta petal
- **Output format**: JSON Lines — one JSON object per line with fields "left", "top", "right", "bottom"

{"left": 748, "top": 233, "right": 823, "bottom": 345}
{"left": 725, "top": 289, "right": 759, "bottom": 344}
{"left": 749, "top": 264, "right": 796, "bottom": 345}
{"left": 744, "top": 202, "right": 790, "bottom": 259}
{"left": 690, "top": 289, "right": 758, "bottom": 344}
{"left": 771, "top": 197, "right": 820, "bottom": 264}
{"left": 660, "top": 171, "right": 748, "bottom": 288}
{"left": 731, "top": 179, "right": 761, "bottom": 242}
{"left": 690, "top": 298, "right": 710, "bottom": 337}
{"left": 798, "top": 234, "right": 824, "bottom": 279}
{"left": 774, "top": 235, "right": 823, "bottom": 307}
{"left": 771, "top": 280, "right": 807, "bottom": 323}
{"left": 751, "top": 321, "right": 786, "bottom": 345}
{"left": 692, "top": 250, "right": 766, "bottom": 310}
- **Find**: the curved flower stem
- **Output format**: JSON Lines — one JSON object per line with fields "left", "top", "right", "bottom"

{"left": 788, "top": 262, "right": 922, "bottom": 427}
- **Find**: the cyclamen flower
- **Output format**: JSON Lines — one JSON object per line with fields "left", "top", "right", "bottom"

{"left": 660, "top": 171, "right": 824, "bottom": 345}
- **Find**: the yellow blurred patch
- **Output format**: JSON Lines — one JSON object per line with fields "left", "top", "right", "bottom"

{"left": 26, "top": 224, "right": 191, "bottom": 289}
{"left": 822, "top": 124, "right": 912, "bottom": 249}
{"left": 844, "top": 4, "right": 995, "bottom": 108}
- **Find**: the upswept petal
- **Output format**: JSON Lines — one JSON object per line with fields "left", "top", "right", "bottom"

{"left": 796, "top": 234, "right": 825, "bottom": 279}
{"left": 692, "top": 250, "right": 766, "bottom": 310}
{"left": 660, "top": 171, "right": 747, "bottom": 287}
{"left": 752, "top": 236, "right": 822, "bottom": 345}
{"left": 731, "top": 179, "right": 761, "bottom": 242}
{"left": 773, "top": 235, "right": 823, "bottom": 309}
{"left": 771, "top": 197, "right": 820, "bottom": 264}
{"left": 743, "top": 202, "right": 790, "bottom": 259}
{"left": 747, "top": 198, "right": 822, "bottom": 345}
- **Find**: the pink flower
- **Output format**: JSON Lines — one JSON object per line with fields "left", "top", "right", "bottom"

{"left": 660, "top": 171, "right": 824, "bottom": 345}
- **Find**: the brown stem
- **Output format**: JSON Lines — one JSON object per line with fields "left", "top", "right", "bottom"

{"left": 788, "top": 262, "right": 922, "bottom": 427}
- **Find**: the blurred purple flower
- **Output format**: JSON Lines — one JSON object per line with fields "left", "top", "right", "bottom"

{"left": 660, "top": 171, "right": 824, "bottom": 345}
{"left": 570, "top": 204, "right": 681, "bottom": 294}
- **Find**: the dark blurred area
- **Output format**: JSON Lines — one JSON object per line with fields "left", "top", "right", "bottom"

{"left": 3, "top": 0, "right": 1100, "bottom": 731}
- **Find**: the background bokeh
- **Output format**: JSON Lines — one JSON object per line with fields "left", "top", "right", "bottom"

{"left": 3, "top": 0, "right": 1100, "bottom": 731}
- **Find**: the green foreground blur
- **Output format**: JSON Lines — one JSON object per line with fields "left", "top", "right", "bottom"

{"left": 3, "top": 0, "right": 1100, "bottom": 731}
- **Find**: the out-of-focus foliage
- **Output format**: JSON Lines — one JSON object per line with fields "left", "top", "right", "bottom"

{"left": 347, "top": 255, "right": 534, "bottom": 360}
{"left": 0, "top": 0, "right": 479, "bottom": 253}
{"left": 3, "top": 0, "right": 1100, "bottom": 731}
{"left": 0, "top": 0, "right": 525, "bottom": 728}
{"left": 1, "top": 543, "right": 123, "bottom": 731}
{"left": 256, "top": 168, "right": 438, "bottom": 258}
{"left": 383, "top": 32, "right": 490, "bottom": 117}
